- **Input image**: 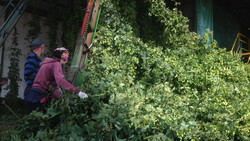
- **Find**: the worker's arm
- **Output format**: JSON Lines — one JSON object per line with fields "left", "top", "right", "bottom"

{"left": 53, "top": 62, "right": 80, "bottom": 94}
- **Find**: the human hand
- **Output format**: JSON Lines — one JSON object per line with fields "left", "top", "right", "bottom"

{"left": 78, "top": 91, "right": 88, "bottom": 99}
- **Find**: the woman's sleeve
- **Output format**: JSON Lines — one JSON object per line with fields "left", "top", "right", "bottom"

{"left": 53, "top": 63, "right": 80, "bottom": 94}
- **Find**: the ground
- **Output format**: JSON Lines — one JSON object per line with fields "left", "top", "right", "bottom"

{"left": 0, "top": 98, "right": 25, "bottom": 134}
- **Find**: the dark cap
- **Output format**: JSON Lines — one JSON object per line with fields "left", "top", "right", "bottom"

{"left": 30, "top": 39, "right": 44, "bottom": 49}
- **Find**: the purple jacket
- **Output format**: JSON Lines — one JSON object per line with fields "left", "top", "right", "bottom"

{"left": 32, "top": 57, "right": 80, "bottom": 94}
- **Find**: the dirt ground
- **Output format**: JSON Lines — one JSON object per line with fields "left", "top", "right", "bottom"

{"left": 0, "top": 99, "right": 26, "bottom": 132}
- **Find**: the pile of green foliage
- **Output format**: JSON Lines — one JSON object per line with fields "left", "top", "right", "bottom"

{"left": 2, "top": 0, "right": 249, "bottom": 140}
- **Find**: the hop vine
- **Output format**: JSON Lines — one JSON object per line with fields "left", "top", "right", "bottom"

{"left": 5, "top": 27, "right": 21, "bottom": 103}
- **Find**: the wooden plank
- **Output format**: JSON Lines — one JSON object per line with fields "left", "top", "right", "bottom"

{"left": 85, "top": 32, "right": 93, "bottom": 47}
{"left": 90, "top": 0, "right": 100, "bottom": 29}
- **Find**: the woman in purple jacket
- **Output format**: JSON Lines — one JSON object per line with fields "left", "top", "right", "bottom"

{"left": 25, "top": 47, "right": 87, "bottom": 114}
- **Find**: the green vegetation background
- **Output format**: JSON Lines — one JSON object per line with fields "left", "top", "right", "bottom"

{"left": 1, "top": 0, "right": 249, "bottom": 140}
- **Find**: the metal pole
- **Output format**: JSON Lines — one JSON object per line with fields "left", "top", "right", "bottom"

{"left": 0, "top": 40, "right": 5, "bottom": 77}
{"left": 0, "top": 6, "right": 10, "bottom": 78}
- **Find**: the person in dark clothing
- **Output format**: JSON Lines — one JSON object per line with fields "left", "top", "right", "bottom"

{"left": 0, "top": 77, "right": 8, "bottom": 102}
{"left": 24, "top": 39, "right": 45, "bottom": 86}
{"left": 0, "top": 77, "right": 8, "bottom": 94}
{"left": 24, "top": 39, "right": 45, "bottom": 114}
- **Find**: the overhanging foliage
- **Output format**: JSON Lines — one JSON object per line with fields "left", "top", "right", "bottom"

{"left": 2, "top": 0, "right": 249, "bottom": 140}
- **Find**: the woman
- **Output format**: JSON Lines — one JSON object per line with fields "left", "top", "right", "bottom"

{"left": 25, "top": 47, "right": 87, "bottom": 114}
